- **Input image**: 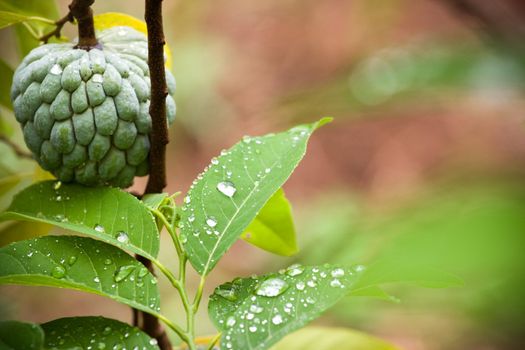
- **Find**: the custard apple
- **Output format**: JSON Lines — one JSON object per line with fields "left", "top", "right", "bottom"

{"left": 10, "top": 26, "right": 176, "bottom": 188}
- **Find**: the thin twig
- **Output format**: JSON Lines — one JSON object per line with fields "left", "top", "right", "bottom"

{"left": 138, "top": 1, "right": 172, "bottom": 349}
{"left": 39, "top": 12, "right": 74, "bottom": 43}
{"left": 0, "top": 135, "right": 32, "bottom": 159}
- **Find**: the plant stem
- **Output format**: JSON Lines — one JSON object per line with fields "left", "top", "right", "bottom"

{"left": 152, "top": 258, "right": 198, "bottom": 350}
{"left": 68, "top": 0, "right": 99, "bottom": 50}
{"left": 193, "top": 276, "right": 207, "bottom": 312}
{"left": 38, "top": 12, "right": 75, "bottom": 43}
{"left": 144, "top": 0, "right": 169, "bottom": 194}
{"left": 138, "top": 0, "right": 171, "bottom": 347}
{"left": 206, "top": 333, "right": 222, "bottom": 350}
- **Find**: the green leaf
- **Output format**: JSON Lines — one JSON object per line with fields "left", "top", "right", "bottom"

{"left": 41, "top": 316, "right": 160, "bottom": 349}
{"left": 0, "top": 320, "right": 44, "bottom": 350}
{"left": 208, "top": 263, "right": 364, "bottom": 350}
{"left": 0, "top": 220, "right": 51, "bottom": 247}
{"left": 142, "top": 193, "right": 169, "bottom": 211}
{"left": 0, "top": 181, "right": 160, "bottom": 259}
{"left": 348, "top": 285, "right": 400, "bottom": 303}
{"left": 0, "top": 11, "right": 31, "bottom": 30}
{"left": 241, "top": 188, "right": 298, "bottom": 256}
{"left": 0, "top": 235, "right": 161, "bottom": 315}
{"left": 0, "top": 0, "right": 59, "bottom": 57}
{"left": 0, "top": 59, "right": 13, "bottom": 109}
{"left": 271, "top": 326, "right": 399, "bottom": 350}
{"left": 181, "top": 118, "right": 331, "bottom": 275}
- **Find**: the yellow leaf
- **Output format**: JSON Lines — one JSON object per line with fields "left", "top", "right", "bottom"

{"left": 93, "top": 12, "right": 173, "bottom": 70}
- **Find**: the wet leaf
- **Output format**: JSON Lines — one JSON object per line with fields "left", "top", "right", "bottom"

{"left": 0, "top": 0, "right": 59, "bottom": 57}
{"left": 241, "top": 188, "right": 297, "bottom": 256}
{"left": 0, "top": 59, "right": 13, "bottom": 109}
{"left": 181, "top": 118, "right": 331, "bottom": 275}
{"left": 41, "top": 316, "right": 160, "bottom": 350}
{"left": 0, "top": 320, "right": 44, "bottom": 350}
{"left": 0, "top": 236, "right": 160, "bottom": 315}
{"left": 271, "top": 326, "right": 399, "bottom": 350}
{"left": 1, "top": 181, "right": 160, "bottom": 259}
{"left": 208, "top": 263, "right": 364, "bottom": 350}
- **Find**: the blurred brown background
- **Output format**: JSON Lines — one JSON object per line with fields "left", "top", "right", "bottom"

{"left": 1, "top": 0, "right": 525, "bottom": 349}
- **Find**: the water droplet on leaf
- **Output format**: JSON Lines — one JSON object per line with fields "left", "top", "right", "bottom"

{"left": 271, "top": 314, "right": 283, "bottom": 325}
{"left": 286, "top": 264, "right": 305, "bottom": 277}
{"left": 217, "top": 181, "right": 237, "bottom": 197}
{"left": 256, "top": 277, "right": 289, "bottom": 297}
{"left": 116, "top": 231, "right": 129, "bottom": 243}
{"left": 114, "top": 265, "right": 135, "bottom": 282}
{"left": 331, "top": 268, "right": 345, "bottom": 278}
{"left": 94, "top": 224, "right": 105, "bottom": 233}
{"left": 206, "top": 217, "right": 217, "bottom": 228}
{"left": 51, "top": 265, "right": 66, "bottom": 279}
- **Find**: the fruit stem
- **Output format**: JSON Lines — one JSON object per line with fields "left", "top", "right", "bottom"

{"left": 69, "top": 0, "right": 99, "bottom": 50}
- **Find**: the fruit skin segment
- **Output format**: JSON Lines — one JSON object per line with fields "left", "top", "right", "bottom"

{"left": 11, "top": 26, "right": 177, "bottom": 188}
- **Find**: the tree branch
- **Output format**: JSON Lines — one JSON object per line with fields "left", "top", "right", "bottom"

{"left": 39, "top": 11, "right": 74, "bottom": 43}
{"left": 138, "top": 0, "right": 172, "bottom": 349}
{"left": 144, "top": 0, "right": 169, "bottom": 195}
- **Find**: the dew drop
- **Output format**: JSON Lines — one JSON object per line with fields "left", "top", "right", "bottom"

{"left": 102, "top": 326, "right": 111, "bottom": 335}
{"left": 137, "top": 267, "right": 149, "bottom": 278}
{"left": 353, "top": 264, "right": 366, "bottom": 272}
{"left": 94, "top": 224, "right": 105, "bottom": 233}
{"left": 211, "top": 157, "right": 219, "bottom": 165}
{"left": 27, "top": 251, "right": 34, "bottom": 258}
{"left": 296, "top": 281, "right": 306, "bottom": 291}
{"left": 331, "top": 268, "right": 345, "bottom": 278}
{"left": 53, "top": 181, "right": 62, "bottom": 190}
{"left": 68, "top": 256, "right": 77, "bottom": 266}
{"left": 206, "top": 217, "right": 217, "bottom": 228}
{"left": 271, "top": 314, "right": 283, "bottom": 325}
{"left": 286, "top": 264, "right": 305, "bottom": 277}
{"left": 307, "top": 280, "right": 317, "bottom": 288}
{"left": 255, "top": 277, "right": 289, "bottom": 297}
{"left": 250, "top": 304, "right": 263, "bottom": 313}
{"left": 217, "top": 181, "right": 237, "bottom": 197}
{"left": 51, "top": 265, "right": 66, "bottom": 279}
{"left": 306, "top": 296, "right": 316, "bottom": 304}
{"left": 249, "top": 325, "right": 257, "bottom": 333}
{"left": 184, "top": 196, "right": 191, "bottom": 204}
{"left": 93, "top": 276, "right": 100, "bottom": 283}
{"left": 114, "top": 265, "right": 136, "bottom": 282}
{"left": 215, "top": 283, "right": 238, "bottom": 301}
{"left": 116, "top": 231, "right": 129, "bottom": 243}
{"left": 246, "top": 313, "right": 254, "bottom": 320}
{"left": 226, "top": 316, "right": 236, "bottom": 328}
{"left": 104, "top": 258, "right": 112, "bottom": 265}
{"left": 149, "top": 339, "right": 158, "bottom": 346}
{"left": 330, "top": 279, "right": 343, "bottom": 288}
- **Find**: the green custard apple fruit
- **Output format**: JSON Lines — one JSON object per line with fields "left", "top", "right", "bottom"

{"left": 10, "top": 26, "right": 176, "bottom": 188}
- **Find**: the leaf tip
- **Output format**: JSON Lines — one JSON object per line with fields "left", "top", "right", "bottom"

{"left": 315, "top": 116, "right": 334, "bottom": 129}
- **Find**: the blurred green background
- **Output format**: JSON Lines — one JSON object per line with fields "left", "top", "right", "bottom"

{"left": 1, "top": 0, "right": 525, "bottom": 349}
